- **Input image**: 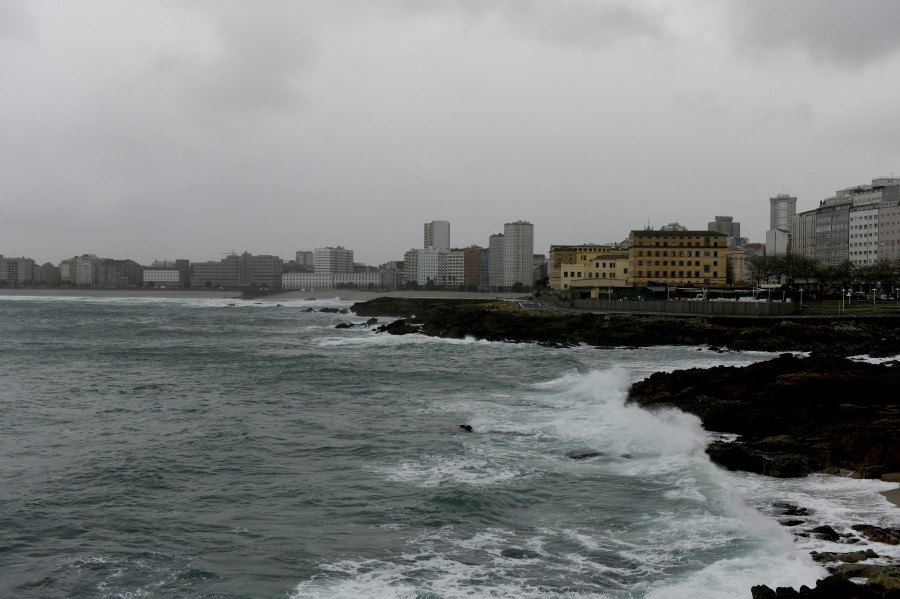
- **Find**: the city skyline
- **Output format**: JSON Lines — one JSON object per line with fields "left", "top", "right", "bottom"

{"left": 2, "top": 2, "right": 900, "bottom": 266}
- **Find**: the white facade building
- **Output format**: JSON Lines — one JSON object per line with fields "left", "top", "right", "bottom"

{"left": 282, "top": 272, "right": 383, "bottom": 290}
{"left": 424, "top": 220, "right": 450, "bottom": 250}
{"left": 416, "top": 248, "right": 443, "bottom": 286}
{"left": 143, "top": 269, "right": 181, "bottom": 286}
{"left": 503, "top": 221, "right": 534, "bottom": 288}
{"left": 314, "top": 247, "right": 354, "bottom": 273}
{"left": 765, "top": 229, "right": 791, "bottom": 257}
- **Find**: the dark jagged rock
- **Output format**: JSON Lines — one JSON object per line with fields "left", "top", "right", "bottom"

{"left": 774, "top": 503, "right": 809, "bottom": 517}
{"left": 335, "top": 317, "right": 379, "bottom": 330}
{"left": 753, "top": 573, "right": 896, "bottom": 598}
{"left": 852, "top": 525, "right": 900, "bottom": 545}
{"left": 375, "top": 319, "right": 419, "bottom": 335}
{"left": 459, "top": 424, "right": 473, "bottom": 432}
{"left": 628, "top": 354, "right": 900, "bottom": 479}
{"left": 350, "top": 297, "right": 498, "bottom": 322}
{"left": 563, "top": 449, "right": 605, "bottom": 460}
{"left": 809, "top": 525, "right": 842, "bottom": 542}
{"left": 811, "top": 549, "right": 878, "bottom": 564}
{"left": 780, "top": 519, "right": 806, "bottom": 527}
{"left": 350, "top": 298, "right": 900, "bottom": 356}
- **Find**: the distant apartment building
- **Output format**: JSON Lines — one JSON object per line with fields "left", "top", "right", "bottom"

{"left": 0, "top": 256, "right": 36, "bottom": 285}
{"left": 766, "top": 229, "right": 791, "bottom": 257}
{"left": 282, "top": 272, "right": 383, "bottom": 290}
{"left": 792, "top": 210, "right": 817, "bottom": 260}
{"left": 98, "top": 259, "right": 142, "bottom": 288}
{"left": 444, "top": 250, "right": 465, "bottom": 287}
{"left": 791, "top": 177, "right": 900, "bottom": 266}
{"left": 191, "top": 252, "right": 283, "bottom": 288}
{"left": 727, "top": 249, "right": 746, "bottom": 285}
{"left": 416, "top": 248, "right": 443, "bottom": 286}
{"left": 708, "top": 216, "right": 742, "bottom": 248}
{"left": 295, "top": 251, "right": 315, "bottom": 269}
{"left": 808, "top": 192, "right": 851, "bottom": 266}
{"left": 403, "top": 249, "right": 419, "bottom": 285}
{"left": 549, "top": 244, "right": 628, "bottom": 291}
{"left": 451, "top": 246, "right": 483, "bottom": 288}
{"left": 533, "top": 254, "right": 548, "bottom": 283}
{"left": 424, "top": 220, "right": 450, "bottom": 250}
{"left": 480, "top": 250, "right": 490, "bottom": 289}
{"left": 503, "top": 221, "right": 534, "bottom": 288}
{"left": 59, "top": 254, "right": 100, "bottom": 286}
{"left": 629, "top": 229, "right": 727, "bottom": 288}
{"left": 742, "top": 243, "right": 766, "bottom": 283}
{"left": 39, "top": 262, "right": 60, "bottom": 286}
{"left": 143, "top": 267, "right": 182, "bottom": 287}
{"left": 770, "top": 193, "right": 797, "bottom": 232}
{"left": 488, "top": 234, "right": 504, "bottom": 289}
{"left": 314, "top": 247, "right": 354, "bottom": 273}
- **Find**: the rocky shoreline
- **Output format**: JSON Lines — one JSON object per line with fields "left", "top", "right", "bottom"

{"left": 628, "top": 354, "right": 900, "bottom": 597}
{"left": 350, "top": 296, "right": 900, "bottom": 357}
{"left": 348, "top": 298, "right": 900, "bottom": 597}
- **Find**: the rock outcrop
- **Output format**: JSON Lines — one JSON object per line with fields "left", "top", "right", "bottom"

{"left": 627, "top": 353, "right": 900, "bottom": 479}
{"left": 351, "top": 298, "right": 900, "bottom": 356}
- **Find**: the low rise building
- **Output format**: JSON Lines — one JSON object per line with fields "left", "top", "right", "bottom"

{"left": 143, "top": 268, "right": 182, "bottom": 287}
{"left": 629, "top": 229, "right": 727, "bottom": 288}
{"left": 191, "top": 252, "right": 283, "bottom": 289}
{"left": 282, "top": 272, "right": 383, "bottom": 290}
{"left": 564, "top": 252, "right": 631, "bottom": 297}
{"left": 549, "top": 244, "right": 627, "bottom": 291}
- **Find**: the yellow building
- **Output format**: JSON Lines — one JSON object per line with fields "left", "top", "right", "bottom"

{"left": 629, "top": 230, "right": 727, "bottom": 288}
{"left": 567, "top": 253, "right": 631, "bottom": 297}
{"left": 549, "top": 244, "right": 628, "bottom": 291}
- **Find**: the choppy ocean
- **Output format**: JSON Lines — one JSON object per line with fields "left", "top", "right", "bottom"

{"left": 1, "top": 296, "right": 897, "bottom": 599}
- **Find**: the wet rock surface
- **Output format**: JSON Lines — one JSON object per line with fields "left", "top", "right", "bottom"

{"left": 627, "top": 353, "right": 900, "bottom": 479}
{"left": 350, "top": 297, "right": 900, "bottom": 356}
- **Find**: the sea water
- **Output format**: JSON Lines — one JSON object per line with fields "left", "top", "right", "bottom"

{"left": 0, "top": 296, "right": 897, "bottom": 598}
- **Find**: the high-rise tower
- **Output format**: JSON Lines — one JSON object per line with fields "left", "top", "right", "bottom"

{"left": 424, "top": 220, "right": 450, "bottom": 250}
{"left": 503, "top": 221, "right": 534, "bottom": 288}
{"left": 770, "top": 194, "right": 797, "bottom": 233}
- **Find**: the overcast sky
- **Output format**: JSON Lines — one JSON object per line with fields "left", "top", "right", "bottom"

{"left": 2, "top": 0, "right": 899, "bottom": 266}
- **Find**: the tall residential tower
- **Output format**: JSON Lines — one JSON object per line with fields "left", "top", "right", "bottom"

{"left": 770, "top": 194, "right": 797, "bottom": 233}
{"left": 424, "top": 220, "right": 450, "bottom": 250}
{"left": 503, "top": 220, "right": 534, "bottom": 288}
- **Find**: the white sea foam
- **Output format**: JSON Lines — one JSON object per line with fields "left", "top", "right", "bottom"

{"left": 642, "top": 554, "right": 825, "bottom": 599}
{"left": 730, "top": 472, "right": 900, "bottom": 563}
{"left": 380, "top": 455, "right": 525, "bottom": 488}
{"left": 317, "top": 332, "right": 496, "bottom": 348}
{"left": 848, "top": 354, "right": 900, "bottom": 364}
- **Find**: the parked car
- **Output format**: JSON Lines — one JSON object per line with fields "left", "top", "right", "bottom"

{"left": 852, "top": 291, "right": 867, "bottom": 301}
